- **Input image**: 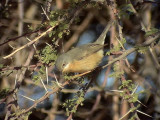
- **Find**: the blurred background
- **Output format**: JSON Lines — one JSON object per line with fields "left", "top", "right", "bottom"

{"left": 0, "top": 0, "right": 160, "bottom": 120}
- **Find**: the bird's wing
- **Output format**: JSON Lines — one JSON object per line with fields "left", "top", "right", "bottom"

{"left": 66, "top": 43, "right": 104, "bottom": 61}
{"left": 94, "top": 20, "right": 114, "bottom": 45}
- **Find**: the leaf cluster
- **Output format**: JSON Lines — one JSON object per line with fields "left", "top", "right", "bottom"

{"left": 109, "top": 63, "right": 124, "bottom": 79}
{"left": 119, "top": 4, "right": 135, "bottom": 19}
{"left": 11, "top": 109, "right": 32, "bottom": 120}
{"left": 35, "top": 45, "right": 57, "bottom": 65}
{"left": 62, "top": 90, "right": 85, "bottom": 116}
{"left": 32, "top": 66, "right": 46, "bottom": 85}
{"left": 106, "top": 38, "right": 126, "bottom": 55}
{"left": 0, "top": 88, "right": 10, "bottom": 99}
{"left": 137, "top": 46, "right": 148, "bottom": 54}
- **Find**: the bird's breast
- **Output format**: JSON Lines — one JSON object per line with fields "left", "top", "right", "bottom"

{"left": 64, "top": 50, "right": 103, "bottom": 73}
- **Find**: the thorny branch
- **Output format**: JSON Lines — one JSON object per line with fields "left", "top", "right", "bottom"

{"left": 103, "top": 32, "right": 160, "bottom": 68}
{"left": 11, "top": 32, "right": 160, "bottom": 119}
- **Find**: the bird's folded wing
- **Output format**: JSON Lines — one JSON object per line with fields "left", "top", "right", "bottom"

{"left": 66, "top": 43, "right": 104, "bottom": 61}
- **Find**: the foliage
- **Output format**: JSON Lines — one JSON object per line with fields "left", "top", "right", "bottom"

{"left": 11, "top": 109, "right": 32, "bottom": 120}
{"left": 109, "top": 63, "right": 124, "bottom": 79}
{"left": 35, "top": 45, "right": 57, "bottom": 65}
{"left": 145, "top": 28, "right": 159, "bottom": 37}
{"left": 32, "top": 66, "right": 46, "bottom": 85}
{"left": 0, "top": 88, "right": 10, "bottom": 99}
{"left": 62, "top": 75, "right": 85, "bottom": 115}
{"left": 137, "top": 46, "right": 148, "bottom": 54}
{"left": 62, "top": 90, "right": 85, "bottom": 116}
{"left": 119, "top": 4, "right": 134, "bottom": 19}
{"left": 0, "top": 0, "right": 159, "bottom": 120}
{"left": 109, "top": 62, "right": 143, "bottom": 119}
{"left": 106, "top": 37, "right": 126, "bottom": 55}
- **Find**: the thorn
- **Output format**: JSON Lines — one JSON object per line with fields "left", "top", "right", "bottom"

{"left": 8, "top": 44, "right": 16, "bottom": 50}
{"left": 131, "top": 84, "right": 139, "bottom": 95}
{"left": 53, "top": 72, "right": 63, "bottom": 88}
{"left": 45, "top": 42, "right": 52, "bottom": 47}
{"left": 26, "top": 37, "right": 37, "bottom": 50}
{"left": 40, "top": 77, "right": 48, "bottom": 93}
{"left": 46, "top": 67, "right": 49, "bottom": 85}
{"left": 26, "top": 37, "right": 31, "bottom": 41}
{"left": 136, "top": 110, "right": 153, "bottom": 118}
{"left": 119, "top": 109, "right": 132, "bottom": 120}
{"left": 110, "top": 90, "right": 124, "bottom": 92}
{"left": 41, "top": 6, "right": 50, "bottom": 20}
{"left": 137, "top": 100, "right": 147, "bottom": 108}
{"left": 18, "top": 94, "right": 35, "bottom": 102}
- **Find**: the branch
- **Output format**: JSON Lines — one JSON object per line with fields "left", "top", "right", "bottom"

{"left": 0, "top": 63, "right": 42, "bottom": 72}
{"left": 15, "top": 72, "right": 87, "bottom": 118}
{"left": 103, "top": 33, "right": 160, "bottom": 68}
{"left": 3, "top": 0, "right": 92, "bottom": 59}
{"left": 3, "top": 23, "right": 59, "bottom": 59}
{"left": 0, "top": 29, "right": 40, "bottom": 46}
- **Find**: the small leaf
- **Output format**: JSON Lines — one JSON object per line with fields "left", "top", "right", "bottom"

{"left": 145, "top": 28, "right": 159, "bottom": 37}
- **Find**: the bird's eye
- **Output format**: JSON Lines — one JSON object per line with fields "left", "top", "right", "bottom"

{"left": 62, "top": 63, "right": 66, "bottom": 68}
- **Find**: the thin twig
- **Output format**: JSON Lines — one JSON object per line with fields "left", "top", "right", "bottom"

{"left": 0, "top": 29, "right": 40, "bottom": 46}
{"left": 3, "top": 24, "right": 59, "bottom": 59}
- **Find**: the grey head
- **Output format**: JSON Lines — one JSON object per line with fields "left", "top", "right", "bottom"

{"left": 55, "top": 53, "right": 71, "bottom": 72}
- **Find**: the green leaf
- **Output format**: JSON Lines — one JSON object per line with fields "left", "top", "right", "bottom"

{"left": 36, "top": 45, "right": 57, "bottom": 64}
{"left": 48, "top": 32, "right": 53, "bottom": 37}
{"left": 58, "top": 32, "right": 63, "bottom": 38}
{"left": 120, "top": 4, "right": 134, "bottom": 14}
{"left": 0, "top": 88, "right": 10, "bottom": 99}
{"left": 145, "top": 28, "right": 159, "bottom": 37}
{"left": 137, "top": 46, "right": 148, "bottom": 54}
{"left": 49, "top": 21, "right": 58, "bottom": 27}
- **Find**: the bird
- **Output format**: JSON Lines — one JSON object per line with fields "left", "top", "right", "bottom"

{"left": 55, "top": 21, "right": 113, "bottom": 73}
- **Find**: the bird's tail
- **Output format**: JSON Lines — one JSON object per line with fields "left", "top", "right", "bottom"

{"left": 94, "top": 20, "right": 114, "bottom": 45}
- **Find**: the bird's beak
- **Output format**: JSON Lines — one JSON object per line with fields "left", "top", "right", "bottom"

{"left": 62, "top": 63, "right": 70, "bottom": 73}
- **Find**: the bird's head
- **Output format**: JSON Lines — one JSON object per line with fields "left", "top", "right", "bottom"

{"left": 55, "top": 53, "right": 71, "bottom": 73}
